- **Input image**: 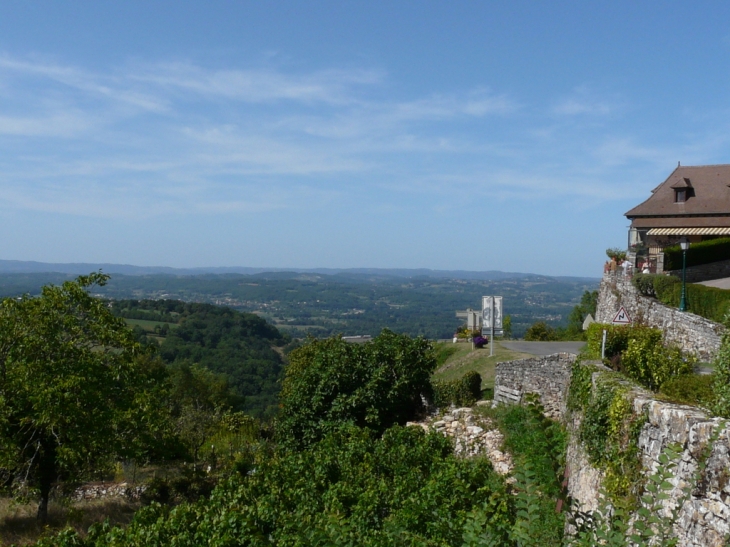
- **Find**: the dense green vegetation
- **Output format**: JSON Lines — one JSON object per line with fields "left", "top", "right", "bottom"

{"left": 112, "top": 299, "right": 287, "bottom": 418}
{"left": 32, "top": 336, "right": 569, "bottom": 547}
{"left": 0, "top": 271, "right": 598, "bottom": 340}
{"left": 633, "top": 272, "right": 730, "bottom": 323}
{"left": 0, "top": 276, "right": 575, "bottom": 546}
{"left": 663, "top": 236, "right": 730, "bottom": 270}
{"left": 276, "top": 331, "right": 435, "bottom": 449}
{"left": 584, "top": 323, "right": 694, "bottom": 392}
{"left": 0, "top": 274, "right": 170, "bottom": 523}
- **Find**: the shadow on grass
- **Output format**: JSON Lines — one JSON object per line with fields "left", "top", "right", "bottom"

{"left": 0, "top": 497, "right": 139, "bottom": 546}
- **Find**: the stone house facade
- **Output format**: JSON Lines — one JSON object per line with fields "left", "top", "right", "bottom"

{"left": 625, "top": 164, "right": 730, "bottom": 272}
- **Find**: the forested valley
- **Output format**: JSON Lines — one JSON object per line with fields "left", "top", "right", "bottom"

{"left": 0, "top": 270, "right": 598, "bottom": 339}
{"left": 0, "top": 274, "right": 574, "bottom": 546}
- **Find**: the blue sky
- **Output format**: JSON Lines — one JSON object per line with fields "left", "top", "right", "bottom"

{"left": 2, "top": 1, "right": 730, "bottom": 277}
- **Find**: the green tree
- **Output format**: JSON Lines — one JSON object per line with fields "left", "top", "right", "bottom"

{"left": 524, "top": 322, "right": 558, "bottom": 341}
{"left": 0, "top": 273, "right": 168, "bottom": 522}
{"left": 276, "top": 330, "right": 436, "bottom": 448}
{"left": 502, "top": 314, "right": 513, "bottom": 339}
{"left": 565, "top": 290, "right": 598, "bottom": 340}
{"left": 168, "top": 363, "right": 240, "bottom": 468}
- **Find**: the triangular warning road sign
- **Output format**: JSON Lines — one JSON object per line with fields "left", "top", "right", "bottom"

{"left": 612, "top": 307, "right": 632, "bottom": 324}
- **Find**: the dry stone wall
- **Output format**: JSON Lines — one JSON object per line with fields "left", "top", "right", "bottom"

{"left": 493, "top": 353, "right": 575, "bottom": 419}
{"left": 595, "top": 274, "right": 724, "bottom": 361}
{"left": 568, "top": 370, "right": 730, "bottom": 547}
{"left": 493, "top": 356, "right": 730, "bottom": 546}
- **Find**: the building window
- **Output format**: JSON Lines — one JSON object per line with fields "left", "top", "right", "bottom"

{"left": 675, "top": 189, "right": 686, "bottom": 202}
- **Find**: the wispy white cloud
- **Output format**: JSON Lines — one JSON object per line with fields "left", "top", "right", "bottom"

{"left": 0, "top": 52, "right": 709, "bottom": 224}
{"left": 130, "top": 62, "right": 384, "bottom": 105}
{"left": 550, "top": 85, "right": 622, "bottom": 117}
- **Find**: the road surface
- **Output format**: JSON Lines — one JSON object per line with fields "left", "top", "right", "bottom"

{"left": 500, "top": 341, "right": 586, "bottom": 356}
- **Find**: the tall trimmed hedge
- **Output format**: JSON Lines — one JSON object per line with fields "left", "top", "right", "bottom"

{"left": 664, "top": 237, "right": 730, "bottom": 270}
{"left": 632, "top": 273, "right": 730, "bottom": 323}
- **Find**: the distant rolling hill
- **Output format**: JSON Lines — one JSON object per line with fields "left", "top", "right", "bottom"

{"left": 0, "top": 259, "right": 597, "bottom": 283}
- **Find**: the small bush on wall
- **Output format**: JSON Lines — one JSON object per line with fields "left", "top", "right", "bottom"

{"left": 432, "top": 371, "right": 482, "bottom": 408}
{"left": 585, "top": 323, "right": 694, "bottom": 392}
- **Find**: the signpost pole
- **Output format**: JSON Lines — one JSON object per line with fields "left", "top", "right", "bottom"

{"left": 490, "top": 298, "right": 495, "bottom": 357}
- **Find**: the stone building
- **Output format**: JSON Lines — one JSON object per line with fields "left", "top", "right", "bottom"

{"left": 625, "top": 164, "right": 730, "bottom": 272}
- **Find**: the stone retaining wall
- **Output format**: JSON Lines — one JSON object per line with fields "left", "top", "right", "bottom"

{"left": 493, "top": 355, "right": 730, "bottom": 546}
{"left": 493, "top": 353, "right": 576, "bottom": 419}
{"left": 567, "top": 369, "right": 730, "bottom": 547}
{"left": 595, "top": 274, "right": 724, "bottom": 361}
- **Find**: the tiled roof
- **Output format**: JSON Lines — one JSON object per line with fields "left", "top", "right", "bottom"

{"left": 625, "top": 165, "right": 730, "bottom": 218}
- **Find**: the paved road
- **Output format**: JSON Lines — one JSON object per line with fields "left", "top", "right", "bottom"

{"left": 500, "top": 341, "right": 586, "bottom": 356}
{"left": 698, "top": 277, "right": 730, "bottom": 289}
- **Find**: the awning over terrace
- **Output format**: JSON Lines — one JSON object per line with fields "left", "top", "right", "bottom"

{"left": 646, "top": 227, "right": 730, "bottom": 236}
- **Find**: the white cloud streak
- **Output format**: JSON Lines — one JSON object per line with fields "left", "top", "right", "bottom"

{"left": 0, "top": 53, "right": 709, "bottom": 220}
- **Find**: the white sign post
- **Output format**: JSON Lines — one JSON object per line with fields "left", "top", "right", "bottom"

{"left": 482, "top": 296, "right": 503, "bottom": 357}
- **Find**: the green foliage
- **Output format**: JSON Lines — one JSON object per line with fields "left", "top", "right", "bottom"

{"left": 564, "top": 290, "right": 598, "bottom": 340}
{"left": 502, "top": 314, "right": 513, "bottom": 339}
{"left": 664, "top": 236, "right": 730, "bottom": 270}
{"left": 621, "top": 332, "right": 694, "bottom": 391}
{"left": 524, "top": 321, "right": 558, "bottom": 341}
{"left": 659, "top": 374, "right": 715, "bottom": 406}
{"left": 36, "top": 426, "right": 511, "bottom": 547}
{"left": 0, "top": 273, "right": 170, "bottom": 520}
{"left": 116, "top": 299, "right": 287, "bottom": 418}
{"left": 605, "top": 248, "right": 627, "bottom": 262}
{"left": 583, "top": 324, "right": 692, "bottom": 391}
{"left": 578, "top": 376, "right": 646, "bottom": 508}
{"left": 711, "top": 328, "right": 730, "bottom": 418}
{"left": 632, "top": 273, "right": 730, "bottom": 323}
{"left": 466, "top": 397, "right": 567, "bottom": 546}
{"left": 585, "top": 323, "right": 637, "bottom": 360}
{"left": 567, "top": 361, "right": 598, "bottom": 411}
{"left": 276, "top": 330, "right": 436, "bottom": 449}
{"left": 432, "top": 371, "right": 482, "bottom": 408}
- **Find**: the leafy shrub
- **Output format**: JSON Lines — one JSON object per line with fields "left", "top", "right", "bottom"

{"left": 39, "top": 426, "right": 513, "bottom": 547}
{"left": 432, "top": 371, "right": 482, "bottom": 408}
{"left": 712, "top": 329, "right": 730, "bottom": 418}
{"left": 524, "top": 321, "right": 558, "bottom": 341}
{"left": 632, "top": 272, "right": 657, "bottom": 297}
{"left": 579, "top": 376, "right": 645, "bottom": 508}
{"left": 606, "top": 248, "right": 627, "bottom": 262}
{"left": 664, "top": 237, "right": 730, "bottom": 270}
{"left": 567, "top": 361, "right": 599, "bottom": 411}
{"left": 621, "top": 336, "right": 694, "bottom": 391}
{"left": 476, "top": 397, "right": 567, "bottom": 546}
{"left": 585, "top": 323, "right": 648, "bottom": 360}
{"left": 659, "top": 374, "right": 714, "bottom": 406}
{"left": 276, "top": 330, "right": 436, "bottom": 449}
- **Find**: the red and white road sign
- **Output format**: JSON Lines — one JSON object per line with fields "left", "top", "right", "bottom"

{"left": 612, "top": 307, "right": 632, "bottom": 324}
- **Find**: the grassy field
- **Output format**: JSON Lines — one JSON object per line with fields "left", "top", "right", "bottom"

{"left": 432, "top": 341, "right": 533, "bottom": 398}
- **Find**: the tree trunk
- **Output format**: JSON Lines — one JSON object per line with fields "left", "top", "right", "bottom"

{"left": 36, "top": 439, "right": 57, "bottom": 524}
